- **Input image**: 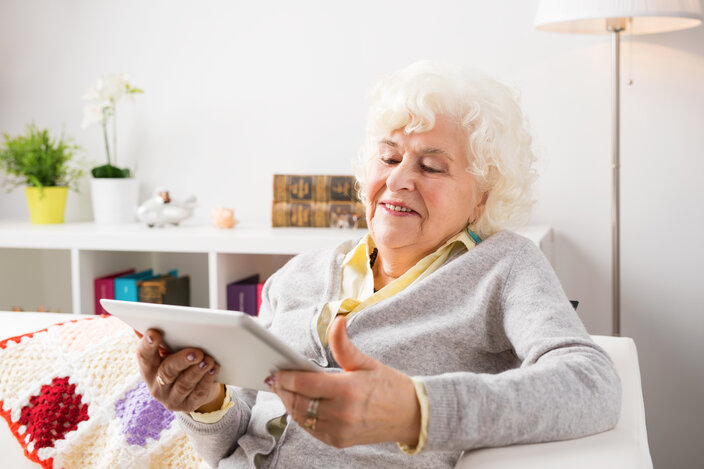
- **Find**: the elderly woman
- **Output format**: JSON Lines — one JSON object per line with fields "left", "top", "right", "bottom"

{"left": 137, "top": 61, "right": 621, "bottom": 468}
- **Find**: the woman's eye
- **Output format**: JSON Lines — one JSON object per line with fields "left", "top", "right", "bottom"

{"left": 421, "top": 164, "right": 443, "bottom": 173}
{"left": 381, "top": 156, "right": 400, "bottom": 165}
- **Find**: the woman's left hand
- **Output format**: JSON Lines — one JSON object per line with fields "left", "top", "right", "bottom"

{"left": 269, "top": 316, "right": 421, "bottom": 448}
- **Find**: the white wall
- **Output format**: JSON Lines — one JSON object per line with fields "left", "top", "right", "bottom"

{"left": 1, "top": 1, "right": 702, "bottom": 466}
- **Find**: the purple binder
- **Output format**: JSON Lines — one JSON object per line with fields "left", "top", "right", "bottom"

{"left": 226, "top": 274, "right": 260, "bottom": 316}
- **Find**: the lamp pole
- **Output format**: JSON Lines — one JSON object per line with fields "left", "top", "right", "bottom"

{"left": 607, "top": 19, "right": 625, "bottom": 337}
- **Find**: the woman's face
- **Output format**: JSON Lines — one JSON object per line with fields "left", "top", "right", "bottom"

{"left": 364, "top": 114, "right": 485, "bottom": 257}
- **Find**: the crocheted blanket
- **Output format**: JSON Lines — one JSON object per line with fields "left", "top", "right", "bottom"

{"left": 0, "top": 315, "right": 208, "bottom": 468}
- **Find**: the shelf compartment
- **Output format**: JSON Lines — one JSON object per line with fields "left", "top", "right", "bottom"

{"left": 211, "top": 253, "right": 294, "bottom": 310}
{"left": 77, "top": 250, "right": 210, "bottom": 314}
{"left": 0, "top": 248, "right": 72, "bottom": 313}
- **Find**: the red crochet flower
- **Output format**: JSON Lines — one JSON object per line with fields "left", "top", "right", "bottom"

{"left": 19, "top": 376, "right": 89, "bottom": 450}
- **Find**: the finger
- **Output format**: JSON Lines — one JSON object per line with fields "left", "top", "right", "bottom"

{"left": 273, "top": 370, "right": 341, "bottom": 399}
{"left": 329, "top": 316, "right": 378, "bottom": 372}
{"left": 135, "top": 328, "right": 171, "bottom": 354}
{"left": 158, "top": 347, "right": 206, "bottom": 388}
{"left": 276, "top": 387, "right": 330, "bottom": 428}
{"left": 136, "top": 328, "right": 164, "bottom": 384}
{"left": 276, "top": 387, "right": 315, "bottom": 419}
{"left": 182, "top": 367, "right": 222, "bottom": 412}
{"left": 168, "top": 354, "right": 215, "bottom": 407}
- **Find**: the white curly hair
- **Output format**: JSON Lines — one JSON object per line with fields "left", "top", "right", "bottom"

{"left": 354, "top": 61, "right": 537, "bottom": 240}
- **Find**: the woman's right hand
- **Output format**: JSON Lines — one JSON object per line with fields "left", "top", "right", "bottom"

{"left": 136, "top": 328, "right": 225, "bottom": 413}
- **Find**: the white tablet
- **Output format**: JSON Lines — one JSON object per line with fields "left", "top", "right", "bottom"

{"left": 100, "top": 299, "right": 323, "bottom": 391}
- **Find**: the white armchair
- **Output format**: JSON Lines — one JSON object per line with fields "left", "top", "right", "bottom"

{"left": 0, "top": 314, "right": 652, "bottom": 468}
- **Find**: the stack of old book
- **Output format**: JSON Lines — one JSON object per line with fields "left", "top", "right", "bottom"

{"left": 271, "top": 174, "right": 367, "bottom": 228}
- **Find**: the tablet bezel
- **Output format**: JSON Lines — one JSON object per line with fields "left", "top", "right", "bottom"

{"left": 100, "top": 299, "right": 322, "bottom": 391}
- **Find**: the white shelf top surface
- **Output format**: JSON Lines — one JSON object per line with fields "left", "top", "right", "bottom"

{"left": 0, "top": 221, "right": 551, "bottom": 255}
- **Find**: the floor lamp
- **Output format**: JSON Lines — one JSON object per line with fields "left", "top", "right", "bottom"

{"left": 534, "top": 0, "right": 702, "bottom": 336}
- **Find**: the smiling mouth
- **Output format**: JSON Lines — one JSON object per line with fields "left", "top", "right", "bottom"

{"left": 379, "top": 202, "right": 418, "bottom": 215}
{"left": 384, "top": 203, "right": 412, "bottom": 212}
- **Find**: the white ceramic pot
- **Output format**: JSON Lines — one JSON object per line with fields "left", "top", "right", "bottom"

{"left": 90, "top": 178, "right": 139, "bottom": 224}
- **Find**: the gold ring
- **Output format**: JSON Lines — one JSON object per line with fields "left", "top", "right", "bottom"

{"left": 306, "top": 398, "right": 320, "bottom": 418}
{"left": 303, "top": 416, "right": 317, "bottom": 432}
{"left": 156, "top": 375, "right": 166, "bottom": 386}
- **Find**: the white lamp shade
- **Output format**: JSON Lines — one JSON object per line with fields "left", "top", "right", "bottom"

{"left": 535, "top": 0, "right": 703, "bottom": 35}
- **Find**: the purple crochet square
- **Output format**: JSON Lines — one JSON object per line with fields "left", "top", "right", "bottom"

{"left": 115, "top": 381, "right": 175, "bottom": 446}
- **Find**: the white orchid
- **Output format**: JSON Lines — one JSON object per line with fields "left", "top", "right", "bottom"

{"left": 82, "top": 73, "right": 143, "bottom": 176}
{"left": 81, "top": 104, "right": 105, "bottom": 128}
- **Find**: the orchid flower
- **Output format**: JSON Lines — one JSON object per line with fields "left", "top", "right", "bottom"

{"left": 82, "top": 74, "right": 143, "bottom": 175}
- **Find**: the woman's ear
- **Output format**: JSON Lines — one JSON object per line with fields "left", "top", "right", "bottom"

{"left": 478, "top": 191, "right": 489, "bottom": 207}
{"left": 470, "top": 192, "right": 489, "bottom": 224}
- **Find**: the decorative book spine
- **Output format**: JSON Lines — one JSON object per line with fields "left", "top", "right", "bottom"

{"left": 271, "top": 201, "right": 366, "bottom": 228}
{"left": 272, "top": 175, "right": 359, "bottom": 202}
{"left": 138, "top": 277, "right": 169, "bottom": 304}
{"left": 94, "top": 268, "right": 135, "bottom": 315}
{"left": 226, "top": 274, "right": 260, "bottom": 316}
{"left": 114, "top": 269, "right": 155, "bottom": 302}
{"left": 138, "top": 275, "right": 190, "bottom": 306}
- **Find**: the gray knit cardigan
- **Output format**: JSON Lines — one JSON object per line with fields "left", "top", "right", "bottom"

{"left": 176, "top": 231, "right": 621, "bottom": 468}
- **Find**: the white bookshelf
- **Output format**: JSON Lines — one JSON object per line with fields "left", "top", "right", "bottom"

{"left": 0, "top": 221, "right": 552, "bottom": 315}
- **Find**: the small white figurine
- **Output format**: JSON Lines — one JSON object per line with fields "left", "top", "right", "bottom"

{"left": 136, "top": 187, "right": 197, "bottom": 227}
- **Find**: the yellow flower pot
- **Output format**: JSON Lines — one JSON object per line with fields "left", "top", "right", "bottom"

{"left": 25, "top": 186, "right": 68, "bottom": 224}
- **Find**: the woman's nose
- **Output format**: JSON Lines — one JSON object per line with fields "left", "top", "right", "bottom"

{"left": 385, "top": 158, "right": 416, "bottom": 192}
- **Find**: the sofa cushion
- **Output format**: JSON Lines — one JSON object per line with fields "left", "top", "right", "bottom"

{"left": 0, "top": 315, "right": 208, "bottom": 469}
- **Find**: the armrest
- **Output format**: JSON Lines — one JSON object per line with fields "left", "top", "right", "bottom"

{"left": 454, "top": 336, "right": 652, "bottom": 469}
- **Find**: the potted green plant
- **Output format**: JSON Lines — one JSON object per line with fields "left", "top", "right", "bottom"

{"left": 82, "top": 73, "right": 143, "bottom": 224}
{"left": 0, "top": 124, "right": 82, "bottom": 224}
